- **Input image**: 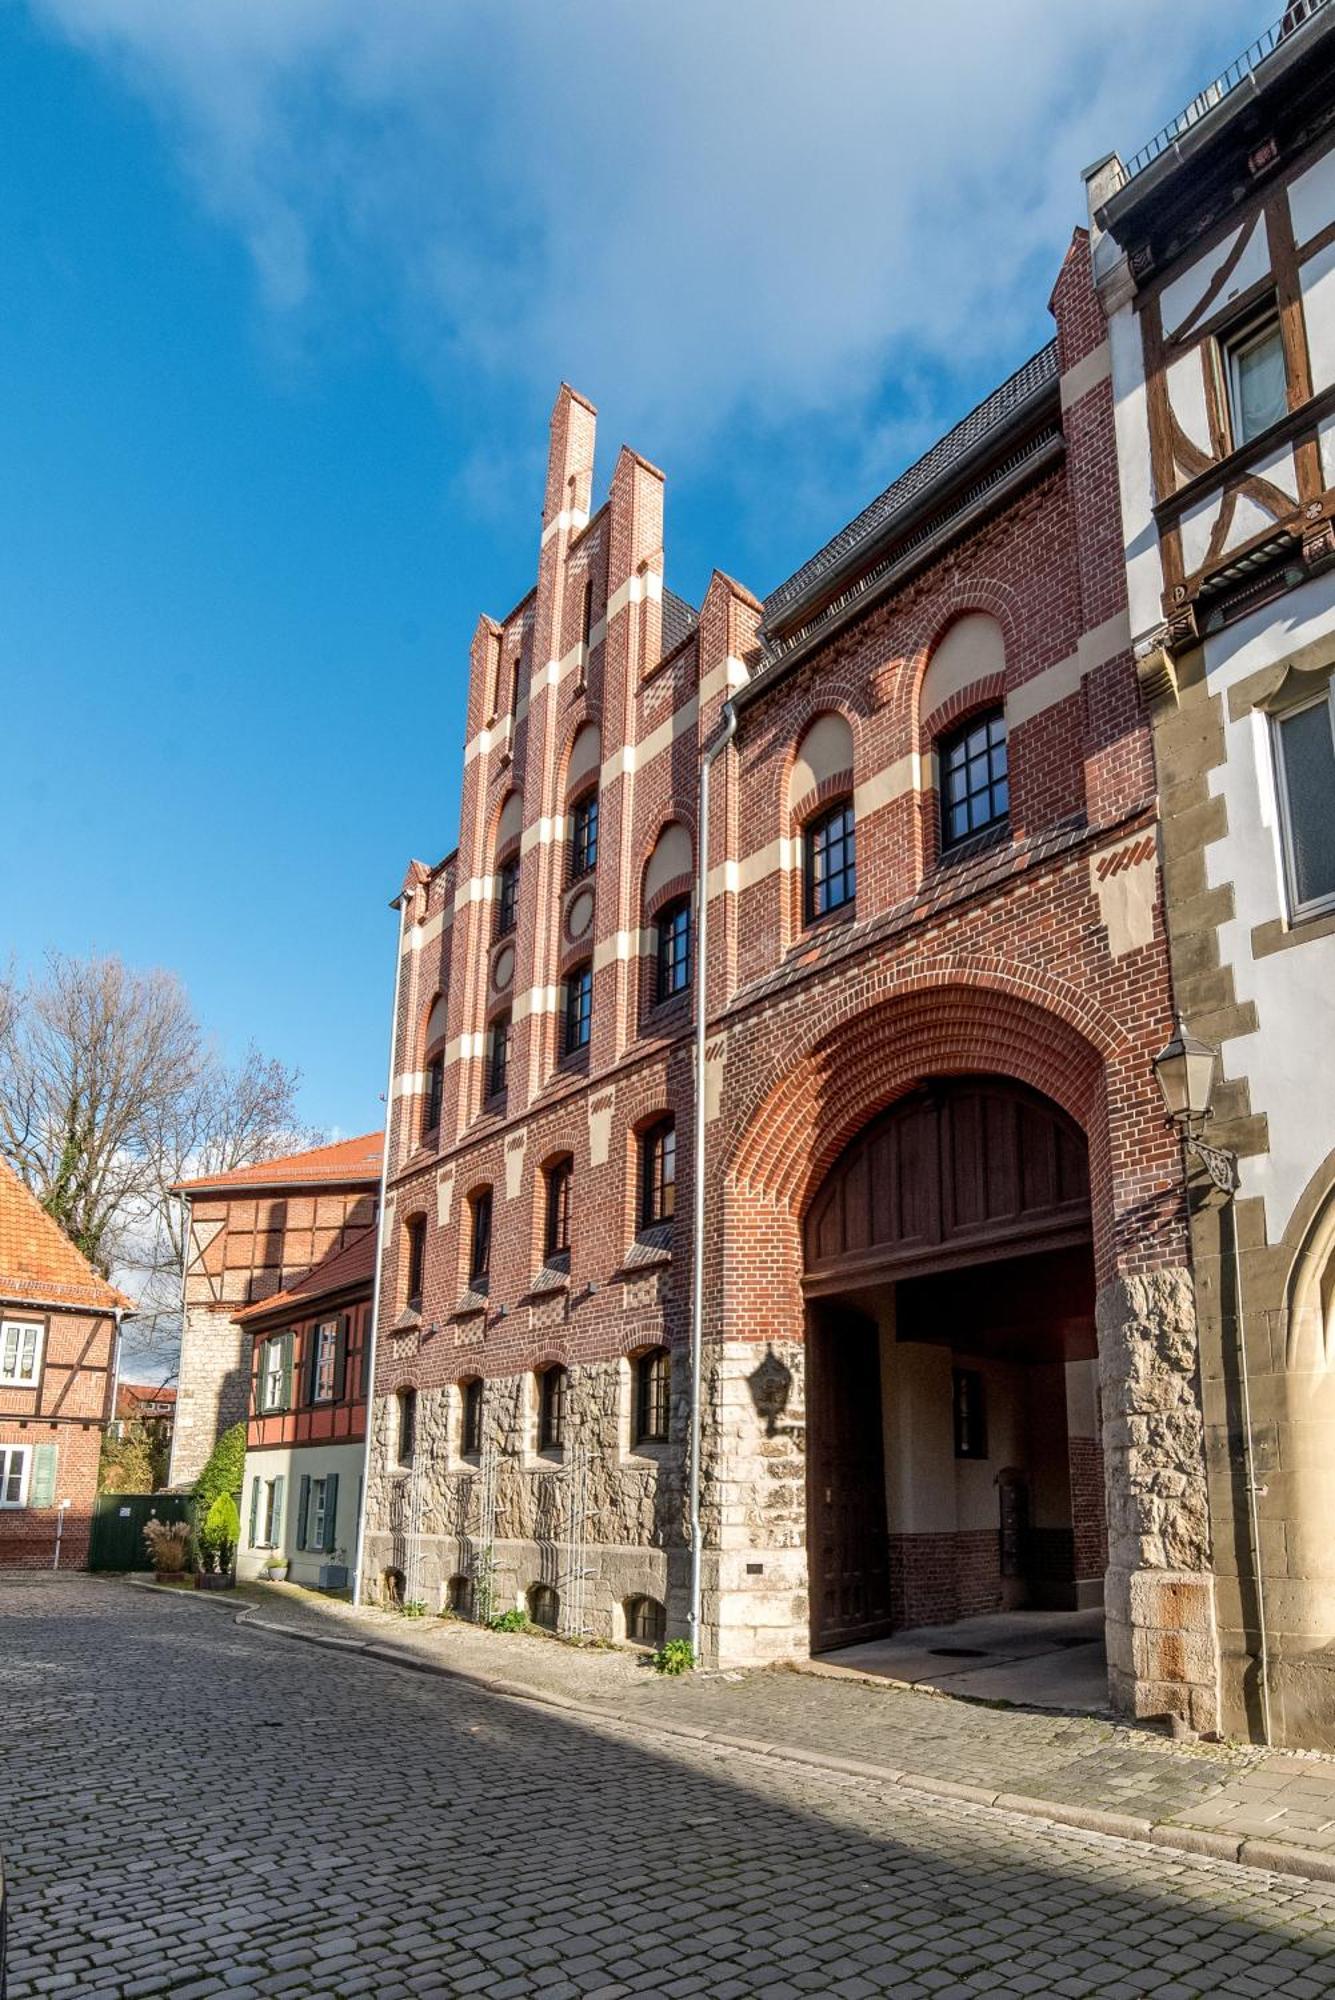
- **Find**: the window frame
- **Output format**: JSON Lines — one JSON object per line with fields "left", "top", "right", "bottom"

{"left": 261, "top": 1478, "right": 280, "bottom": 1545}
{"left": 405, "top": 1215, "right": 427, "bottom": 1315}
{"left": 0, "top": 1318, "right": 43, "bottom": 1390}
{"left": 544, "top": 1156, "right": 573, "bottom": 1263}
{"left": 938, "top": 707, "right": 1009, "bottom": 854}
{"left": 1272, "top": 683, "right": 1335, "bottom": 923}
{"left": 396, "top": 1387, "right": 417, "bottom": 1468}
{"left": 640, "top": 1118, "right": 676, "bottom": 1230}
{"left": 537, "top": 1364, "right": 568, "bottom": 1454}
{"left": 655, "top": 896, "right": 692, "bottom": 1003}
{"left": 469, "top": 1191, "right": 493, "bottom": 1289}
{"left": 570, "top": 789, "right": 599, "bottom": 880}
{"left": 1221, "top": 303, "right": 1288, "bottom": 451}
{"left": 488, "top": 1011, "right": 512, "bottom": 1102}
{"left": 308, "top": 1475, "right": 328, "bottom": 1551}
{"left": 461, "top": 1377, "right": 484, "bottom": 1458}
{"left": 803, "top": 797, "right": 857, "bottom": 924}
{"left": 634, "top": 1348, "right": 671, "bottom": 1447}
{"left": 495, "top": 854, "right": 520, "bottom": 939}
{"left": 422, "top": 1052, "right": 444, "bottom": 1140}
{"left": 564, "top": 963, "right": 593, "bottom": 1056}
{"left": 259, "top": 1334, "right": 288, "bottom": 1415}
{"left": 0, "top": 1444, "right": 30, "bottom": 1508}
{"left": 311, "top": 1319, "right": 339, "bottom": 1404}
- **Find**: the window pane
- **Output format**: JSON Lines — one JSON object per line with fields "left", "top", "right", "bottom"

{"left": 1233, "top": 324, "right": 1287, "bottom": 444}
{"left": 1280, "top": 702, "right": 1335, "bottom": 910}
{"left": 939, "top": 709, "right": 1008, "bottom": 851}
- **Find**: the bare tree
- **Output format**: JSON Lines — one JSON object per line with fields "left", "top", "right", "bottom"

{"left": 0, "top": 953, "right": 319, "bottom": 1370}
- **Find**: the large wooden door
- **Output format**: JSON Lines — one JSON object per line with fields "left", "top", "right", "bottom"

{"left": 807, "top": 1309, "right": 892, "bottom": 1651}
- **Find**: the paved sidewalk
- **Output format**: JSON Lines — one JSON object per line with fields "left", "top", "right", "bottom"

{"left": 128, "top": 1576, "right": 1335, "bottom": 1885}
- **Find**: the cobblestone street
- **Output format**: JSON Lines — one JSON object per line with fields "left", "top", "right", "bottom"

{"left": 7, "top": 1578, "right": 1335, "bottom": 1999}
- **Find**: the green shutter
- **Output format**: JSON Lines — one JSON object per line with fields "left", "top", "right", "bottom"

{"left": 247, "top": 1475, "right": 260, "bottom": 1547}
{"left": 271, "top": 1473, "right": 285, "bottom": 1548}
{"left": 29, "top": 1444, "right": 57, "bottom": 1508}
{"left": 334, "top": 1317, "right": 349, "bottom": 1401}
{"left": 297, "top": 1475, "right": 311, "bottom": 1552}
{"left": 280, "top": 1331, "right": 294, "bottom": 1410}
{"left": 323, "top": 1472, "right": 339, "bottom": 1554}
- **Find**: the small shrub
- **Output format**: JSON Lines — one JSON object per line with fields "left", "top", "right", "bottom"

{"left": 489, "top": 1608, "right": 528, "bottom": 1633}
{"left": 197, "top": 1493, "right": 240, "bottom": 1575}
{"left": 142, "top": 1517, "right": 192, "bottom": 1574}
{"left": 651, "top": 1638, "right": 695, "bottom": 1676}
{"left": 191, "top": 1422, "right": 245, "bottom": 1537}
{"left": 402, "top": 1599, "right": 428, "bottom": 1620}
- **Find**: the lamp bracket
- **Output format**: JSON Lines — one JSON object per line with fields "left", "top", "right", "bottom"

{"left": 1187, "top": 1133, "right": 1240, "bottom": 1196}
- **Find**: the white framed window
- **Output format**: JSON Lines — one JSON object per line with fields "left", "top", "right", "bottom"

{"left": 1273, "top": 685, "right": 1335, "bottom": 921}
{"left": 260, "top": 1335, "right": 287, "bottom": 1414}
{"left": 312, "top": 1321, "right": 338, "bottom": 1403}
{"left": 261, "top": 1479, "right": 279, "bottom": 1545}
{"left": 1222, "top": 307, "right": 1287, "bottom": 449}
{"left": 0, "top": 1445, "right": 30, "bottom": 1507}
{"left": 309, "top": 1477, "right": 327, "bottom": 1550}
{"left": 0, "top": 1319, "right": 43, "bottom": 1390}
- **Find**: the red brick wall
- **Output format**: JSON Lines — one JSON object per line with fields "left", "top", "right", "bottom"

{"left": 0, "top": 1418, "right": 103, "bottom": 1570}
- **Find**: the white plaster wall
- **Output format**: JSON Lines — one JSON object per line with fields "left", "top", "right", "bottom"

{"left": 1202, "top": 570, "right": 1335, "bottom": 1236}
{"left": 1107, "top": 299, "right": 1164, "bottom": 643}
{"left": 237, "top": 1440, "right": 365, "bottom": 1583}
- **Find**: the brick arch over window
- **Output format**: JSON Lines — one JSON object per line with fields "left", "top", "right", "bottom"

{"left": 787, "top": 711, "right": 855, "bottom": 826}
{"left": 725, "top": 968, "right": 1137, "bottom": 1288}
{"left": 494, "top": 787, "right": 524, "bottom": 858}
{"left": 642, "top": 820, "right": 694, "bottom": 917}
{"left": 917, "top": 611, "right": 1006, "bottom": 748}
{"left": 563, "top": 720, "right": 602, "bottom": 802}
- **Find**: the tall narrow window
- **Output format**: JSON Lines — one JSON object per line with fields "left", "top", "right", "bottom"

{"left": 545, "top": 1156, "right": 573, "bottom": 1263}
{"left": 804, "top": 800, "right": 856, "bottom": 921}
{"left": 311, "top": 1319, "right": 340, "bottom": 1404}
{"left": 260, "top": 1333, "right": 290, "bottom": 1414}
{"left": 405, "top": 1215, "right": 426, "bottom": 1314}
{"left": 571, "top": 791, "right": 599, "bottom": 879}
{"left": 423, "top": 1054, "right": 444, "bottom": 1140}
{"left": 564, "top": 964, "right": 592, "bottom": 1055}
{"left": 397, "top": 1388, "right": 417, "bottom": 1467}
{"left": 509, "top": 654, "right": 522, "bottom": 717}
{"left": 469, "top": 1191, "right": 493, "bottom": 1289}
{"left": 461, "top": 1377, "right": 484, "bottom": 1457}
{"left": 634, "top": 1348, "right": 671, "bottom": 1445}
{"left": 655, "top": 897, "right": 691, "bottom": 1002}
{"left": 538, "top": 1365, "right": 568, "bottom": 1453}
{"left": 1223, "top": 306, "right": 1287, "bottom": 448}
{"left": 581, "top": 577, "right": 594, "bottom": 651}
{"left": 488, "top": 1012, "right": 512, "bottom": 1101}
{"left": 1274, "top": 689, "right": 1335, "bottom": 918}
{"left": 496, "top": 855, "right": 519, "bottom": 938}
{"left": 939, "top": 710, "right": 1008, "bottom": 851}
{"left": 641, "top": 1119, "right": 676, "bottom": 1228}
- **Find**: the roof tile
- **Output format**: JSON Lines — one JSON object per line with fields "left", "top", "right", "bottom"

{"left": 0, "top": 1158, "right": 131, "bottom": 1311}
{"left": 173, "top": 1131, "right": 384, "bottom": 1197}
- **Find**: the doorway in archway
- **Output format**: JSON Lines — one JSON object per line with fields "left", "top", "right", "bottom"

{"left": 803, "top": 1077, "right": 1106, "bottom": 1663}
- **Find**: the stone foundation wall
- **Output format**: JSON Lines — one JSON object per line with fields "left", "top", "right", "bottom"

{"left": 1096, "top": 1267, "right": 1220, "bottom": 1733}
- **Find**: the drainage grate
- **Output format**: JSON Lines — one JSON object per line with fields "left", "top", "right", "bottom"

{"left": 928, "top": 1646, "right": 988, "bottom": 1658}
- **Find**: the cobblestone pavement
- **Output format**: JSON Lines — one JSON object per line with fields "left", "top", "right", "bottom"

{"left": 8, "top": 1578, "right": 1335, "bottom": 1999}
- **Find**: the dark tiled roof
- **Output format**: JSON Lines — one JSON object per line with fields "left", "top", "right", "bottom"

{"left": 763, "top": 343, "right": 1059, "bottom": 631}
{"left": 660, "top": 588, "right": 698, "bottom": 658}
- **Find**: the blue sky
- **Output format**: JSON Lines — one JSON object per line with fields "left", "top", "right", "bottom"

{"left": 1, "top": 0, "right": 1259, "bottom": 1140}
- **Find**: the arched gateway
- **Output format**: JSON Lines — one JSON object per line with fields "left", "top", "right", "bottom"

{"left": 802, "top": 1077, "right": 1105, "bottom": 1652}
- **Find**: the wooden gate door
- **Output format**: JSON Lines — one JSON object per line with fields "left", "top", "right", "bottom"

{"left": 88, "top": 1492, "right": 191, "bottom": 1571}
{"left": 806, "top": 1309, "right": 892, "bottom": 1651}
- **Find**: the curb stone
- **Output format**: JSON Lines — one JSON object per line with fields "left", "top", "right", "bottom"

{"left": 121, "top": 1576, "right": 1335, "bottom": 1892}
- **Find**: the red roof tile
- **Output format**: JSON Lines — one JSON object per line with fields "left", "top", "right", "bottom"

{"left": 172, "top": 1131, "right": 384, "bottom": 1197}
{"left": 234, "top": 1227, "right": 377, "bottom": 1325}
{"left": 0, "top": 1158, "right": 132, "bottom": 1312}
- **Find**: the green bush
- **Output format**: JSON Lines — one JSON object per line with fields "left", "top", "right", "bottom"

{"left": 489, "top": 1608, "right": 528, "bottom": 1632}
{"left": 198, "top": 1492, "right": 240, "bottom": 1574}
{"left": 192, "top": 1421, "right": 245, "bottom": 1532}
{"left": 651, "top": 1638, "right": 695, "bottom": 1676}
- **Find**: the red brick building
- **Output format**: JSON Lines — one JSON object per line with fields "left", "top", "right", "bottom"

{"left": 363, "top": 238, "right": 1217, "bottom": 1727}
{"left": 169, "top": 1134, "right": 382, "bottom": 1488}
{"left": 0, "top": 1159, "right": 129, "bottom": 1569}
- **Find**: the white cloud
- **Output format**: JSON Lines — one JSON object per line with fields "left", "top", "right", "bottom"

{"left": 32, "top": 0, "right": 1259, "bottom": 476}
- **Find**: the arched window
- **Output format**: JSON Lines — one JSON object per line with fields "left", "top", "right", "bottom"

{"left": 640, "top": 1119, "right": 676, "bottom": 1229}
{"left": 460, "top": 1377, "right": 484, "bottom": 1457}
{"left": 634, "top": 1348, "right": 671, "bottom": 1445}
{"left": 642, "top": 823, "right": 694, "bottom": 1008}
{"left": 468, "top": 1190, "right": 492, "bottom": 1289}
{"left": 939, "top": 708, "right": 1008, "bottom": 851}
{"left": 404, "top": 1215, "right": 426, "bottom": 1315}
{"left": 395, "top": 1388, "right": 417, "bottom": 1467}
{"left": 655, "top": 898, "right": 691, "bottom": 1001}
{"left": 527, "top": 1582, "right": 559, "bottom": 1630}
{"left": 496, "top": 854, "right": 520, "bottom": 938}
{"left": 420, "top": 992, "right": 447, "bottom": 1145}
{"left": 625, "top": 1595, "right": 666, "bottom": 1648}
{"left": 545, "top": 1156, "right": 573, "bottom": 1263}
{"left": 571, "top": 791, "right": 599, "bottom": 879}
{"left": 538, "top": 1365, "right": 568, "bottom": 1453}
{"left": 804, "top": 799, "right": 856, "bottom": 922}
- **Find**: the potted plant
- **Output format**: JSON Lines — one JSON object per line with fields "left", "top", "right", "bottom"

{"left": 260, "top": 1554, "right": 290, "bottom": 1583}
{"left": 194, "top": 1493, "right": 239, "bottom": 1591}
{"left": 142, "top": 1516, "right": 192, "bottom": 1579}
